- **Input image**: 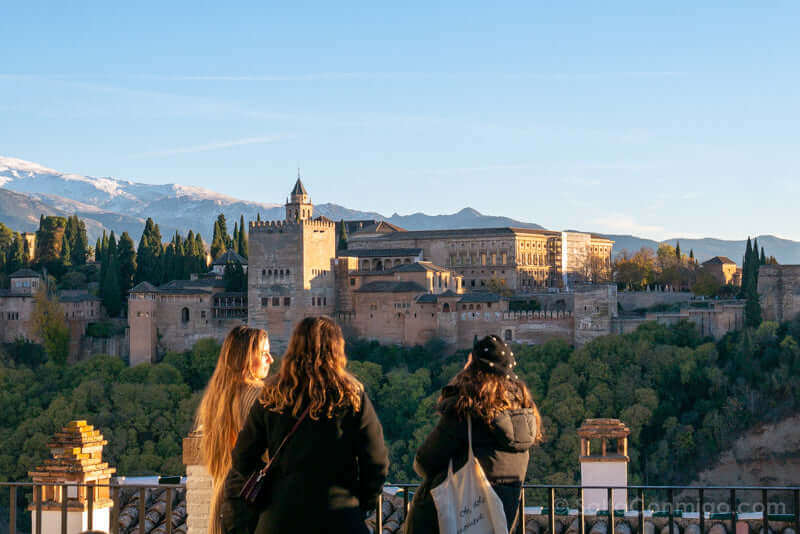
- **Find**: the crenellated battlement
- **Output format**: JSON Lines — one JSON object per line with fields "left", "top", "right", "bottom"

{"left": 249, "top": 218, "right": 335, "bottom": 233}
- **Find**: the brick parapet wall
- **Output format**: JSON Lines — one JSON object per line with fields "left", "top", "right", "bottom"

{"left": 183, "top": 432, "right": 211, "bottom": 534}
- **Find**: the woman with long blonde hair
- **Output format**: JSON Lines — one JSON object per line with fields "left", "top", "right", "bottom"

{"left": 195, "top": 325, "right": 272, "bottom": 534}
{"left": 406, "top": 334, "right": 542, "bottom": 534}
{"left": 227, "top": 316, "right": 389, "bottom": 534}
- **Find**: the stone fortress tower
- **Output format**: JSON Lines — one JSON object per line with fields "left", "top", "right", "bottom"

{"left": 248, "top": 174, "right": 337, "bottom": 349}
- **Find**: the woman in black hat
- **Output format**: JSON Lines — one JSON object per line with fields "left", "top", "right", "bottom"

{"left": 405, "top": 335, "right": 542, "bottom": 534}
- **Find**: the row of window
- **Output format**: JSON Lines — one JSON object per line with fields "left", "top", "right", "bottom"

{"left": 450, "top": 254, "right": 508, "bottom": 266}
{"left": 311, "top": 269, "right": 329, "bottom": 277}
{"left": 261, "top": 297, "right": 292, "bottom": 307}
{"left": 261, "top": 269, "right": 291, "bottom": 278}
{"left": 4, "top": 312, "right": 19, "bottom": 320}
{"left": 311, "top": 296, "right": 328, "bottom": 306}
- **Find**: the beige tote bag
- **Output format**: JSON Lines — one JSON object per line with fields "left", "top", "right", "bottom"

{"left": 430, "top": 416, "right": 509, "bottom": 534}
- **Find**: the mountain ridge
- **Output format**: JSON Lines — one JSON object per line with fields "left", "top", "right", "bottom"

{"left": 1, "top": 156, "right": 797, "bottom": 264}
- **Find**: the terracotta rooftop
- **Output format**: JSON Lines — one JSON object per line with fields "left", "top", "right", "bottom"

{"left": 342, "top": 248, "right": 423, "bottom": 258}
{"left": 9, "top": 268, "right": 42, "bottom": 279}
{"left": 577, "top": 418, "right": 631, "bottom": 439}
{"left": 703, "top": 256, "right": 737, "bottom": 265}
{"left": 355, "top": 281, "right": 428, "bottom": 293}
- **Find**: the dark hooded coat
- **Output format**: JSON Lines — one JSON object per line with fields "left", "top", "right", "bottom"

{"left": 405, "top": 386, "right": 538, "bottom": 534}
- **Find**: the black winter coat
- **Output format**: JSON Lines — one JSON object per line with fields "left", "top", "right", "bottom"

{"left": 405, "top": 387, "right": 538, "bottom": 534}
{"left": 224, "top": 390, "right": 390, "bottom": 534}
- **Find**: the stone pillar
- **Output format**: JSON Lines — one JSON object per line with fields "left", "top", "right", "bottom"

{"left": 578, "top": 418, "right": 630, "bottom": 514}
{"left": 183, "top": 431, "right": 212, "bottom": 534}
{"left": 28, "top": 420, "right": 115, "bottom": 534}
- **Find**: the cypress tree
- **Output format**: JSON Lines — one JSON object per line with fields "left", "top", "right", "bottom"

{"left": 689, "top": 249, "right": 695, "bottom": 262}
{"left": 70, "top": 216, "right": 89, "bottom": 266}
{"left": 338, "top": 219, "right": 348, "bottom": 251}
{"left": 675, "top": 241, "right": 681, "bottom": 260}
{"left": 117, "top": 232, "right": 137, "bottom": 299}
{"left": 95, "top": 237, "right": 103, "bottom": 262}
{"left": 760, "top": 247, "right": 766, "bottom": 265}
{"left": 257, "top": 213, "right": 261, "bottom": 222}
{"left": 6, "top": 233, "right": 27, "bottom": 273}
{"left": 101, "top": 253, "right": 122, "bottom": 317}
{"left": 210, "top": 220, "right": 226, "bottom": 260}
{"left": 60, "top": 233, "right": 71, "bottom": 268}
{"left": 195, "top": 233, "right": 208, "bottom": 271}
{"left": 238, "top": 215, "right": 248, "bottom": 258}
{"left": 740, "top": 237, "right": 753, "bottom": 298}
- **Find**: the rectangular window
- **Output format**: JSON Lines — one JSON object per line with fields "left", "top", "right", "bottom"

{"left": 284, "top": 297, "right": 291, "bottom": 306}
{"left": 272, "top": 297, "right": 280, "bottom": 306}
{"left": 350, "top": 278, "right": 356, "bottom": 286}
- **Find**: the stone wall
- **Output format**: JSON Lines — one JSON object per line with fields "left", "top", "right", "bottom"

{"left": 759, "top": 265, "right": 800, "bottom": 323}
{"left": 248, "top": 219, "right": 336, "bottom": 351}
{"left": 574, "top": 285, "right": 618, "bottom": 346}
{"left": 617, "top": 291, "right": 693, "bottom": 313}
{"left": 183, "top": 432, "right": 211, "bottom": 534}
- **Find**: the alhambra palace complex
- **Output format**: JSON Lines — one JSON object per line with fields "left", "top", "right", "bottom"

{"left": 123, "top": 179, "right": 759, "bottom": 365}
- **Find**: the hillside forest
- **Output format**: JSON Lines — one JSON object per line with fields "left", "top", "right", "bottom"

{"left": 2, "top": 315, "right": 799, "bottom": 501}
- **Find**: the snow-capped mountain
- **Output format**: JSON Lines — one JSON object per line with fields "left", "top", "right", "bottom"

{"left": 0, "top": 156, "right": 282, "bottom": 241}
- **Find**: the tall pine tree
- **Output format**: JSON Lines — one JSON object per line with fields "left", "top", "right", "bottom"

{"left": 210, "top": 219, "right": 227, "bottom": 260}
{"left": 675, "top": 241, "right": 681, "bottom": 260}
{"left": 338, "top": 219, "right": 348, "bottom": 251}
{"left": 238, "top": 215, "right": 248, "bottom": 258}
{"left": 232, "top": 223, "right": 239, "bottom": 255}
{"left": 117, "top": 232, "right": 137, "bottom": 299}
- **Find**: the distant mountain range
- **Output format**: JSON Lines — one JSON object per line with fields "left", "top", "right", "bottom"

{"left": 1, "top": 156, "right": 796, "bottom": 266}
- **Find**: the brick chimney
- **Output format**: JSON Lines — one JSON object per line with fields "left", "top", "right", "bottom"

{"left": 28, "top": 420, "right": 115, "bottom": 534}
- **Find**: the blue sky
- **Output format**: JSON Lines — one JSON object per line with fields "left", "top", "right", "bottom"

{"left": 1, "top": 2, "right": 798, "bottom": 241}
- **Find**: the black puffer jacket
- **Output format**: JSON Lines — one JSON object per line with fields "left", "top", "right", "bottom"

{"left": 405, "top": 386, "right": 538, "bottom": 534}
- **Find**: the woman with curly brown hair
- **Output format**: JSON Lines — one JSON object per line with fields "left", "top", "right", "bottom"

{"left": 226, "top": 316, "right": 389, "bottom": 534}
{"left": 194, "top": 325, "right": 272, "bottom": 534}
{"left": 405, "top": 334, "right": 542, "bottom": 534}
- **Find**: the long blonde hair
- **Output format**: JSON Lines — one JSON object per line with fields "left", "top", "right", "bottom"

{"left": 260, "top": 316, "right": 362, "bottom": 420}
{"left": 195, "top": 325, "right": 268, "bottom": 534}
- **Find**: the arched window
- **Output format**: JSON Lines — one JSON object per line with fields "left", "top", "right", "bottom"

{"left": 443, "top": 303, "right": 451, "bottom": 312}
{"left": 504, "top": 329, "right": 513, "bottom": 342}
{"left": 181, "top": 307, "right": 190, "bottom": 323}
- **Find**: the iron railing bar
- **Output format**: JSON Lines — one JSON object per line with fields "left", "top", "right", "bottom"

{"left": 35, "top": 484, "right": 42, "bottom": 534}
{"left": 638, "top": 488, "right": 644, "bottom": 534}
{"left": 111, "top": 484, "right": 120, "bottom": 534}
{"left": 795, "top": 489, "right": 800, "bottom": 534}
{"left": 88, "top": 481, "right": 94, "bottom": 531}
{"left": 9, "top": 485, "right": 16, "bottom": 534}
{"left": 608, "top": 487, "right": 615, "bottom": 534}
{"left": 579, "top": 487, "right": 585, "bottom": 534}
{"left": 699, "top": 488, "right": 705, "bottom": 534}
{"left": 61, "top": 484, "right": 68, "bottom": 534}
{"left": 519, "top": 488, "right": 526, "bottom": 534}
{"left": 762, "top": 489, "right": 768, "bottom": 534}
{"left": 376, "top": 492, "right": 383, "bottom": 533}
{"left": 730, "top": 489, "right": 736, "bottom": 534}
{"left": 668, "top": 488, "right": 674, "bottom": 534}
{"left": 139, "top": 487, "right": 146, "bottom": 534}
{"left": 167, "top": 488, "right": 173, "bottom": 534}
{"left": 549, "top": 487, "right": 556, "bottom": 534}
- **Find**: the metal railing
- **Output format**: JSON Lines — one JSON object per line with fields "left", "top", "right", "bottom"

{"left": 374, "top": 484, "right": 800, "bottom": 534}
{"left": 3, "top": 481, "right": 799, "bottom": 534}
{"left": 1, "top": 481, "right": 185, "bottom": 534}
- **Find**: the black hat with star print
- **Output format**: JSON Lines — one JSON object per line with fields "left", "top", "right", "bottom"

{"left": 472, "top": 335, "right": 517, "bottom": 379}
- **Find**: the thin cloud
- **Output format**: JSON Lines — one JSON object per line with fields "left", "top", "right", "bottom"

{"left": 592, "top": 214, "right": 665, "bottom": 239}
{"left": 131, "top": 135, "right": 290, "bottom": 158}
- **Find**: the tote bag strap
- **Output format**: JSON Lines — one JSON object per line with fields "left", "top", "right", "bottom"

{"left": 466, "top": 415, "right": 475, "bottom": 462}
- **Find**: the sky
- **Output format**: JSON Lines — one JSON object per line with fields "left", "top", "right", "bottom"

{"left": 1, "top": 1, "right": 798, "bottom": 241}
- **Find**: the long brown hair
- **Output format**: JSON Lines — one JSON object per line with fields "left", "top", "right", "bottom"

{"left": 260, "top": 316, "right": 362, "bottom": 419}
{"left": 443, "top": 363, "right": 543, "bottom": 443}
{"left": 195, "top": 325, "right": 268, "bottom": 534}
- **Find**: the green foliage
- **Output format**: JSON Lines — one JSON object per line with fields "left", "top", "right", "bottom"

{"left": 31, "top": 290, "right": 70, "bottom": 365}
{"left": 238, "top": 215, "right": 248, "bottom": 258}
{"left": 223, "top": 261, "right": 246, "bottom": 291}
{"left": 0, "top": 339, "right": 223, "bottom": 483}
{"left": 135, "top": 218, "right": 164, "bottom": 285}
